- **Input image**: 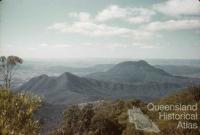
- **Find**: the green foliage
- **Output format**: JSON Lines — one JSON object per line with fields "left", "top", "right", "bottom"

{"left": 148, "top": 85, "right": 200, "bottom": 135}
{"left": 51, "top": 99, "right": 143, "bottom": 135}
{"left": 0, "top": 88, "right": 42, "bottom": 135}
{"left": 52, "top": 86, "right": 200, "bottom": 135}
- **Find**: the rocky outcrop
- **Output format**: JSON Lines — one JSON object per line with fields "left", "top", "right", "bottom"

{"left": 128, "top": 106, "right": 160, "bottom": 133}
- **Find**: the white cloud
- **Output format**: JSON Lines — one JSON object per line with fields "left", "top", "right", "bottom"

{"left": 127, "top": 16, "right": 151, "bottom": 24}
{"left": 82, "top": 42, "right": 158, "bottom": 49}
{"left": 40, "top": 43, "right": 49, "bottom": 47}
{"left": 95, "top": 5, "right": 155, "bottom": 24}
{"left": 47, "top": 22, "right": 67, "bottom": 32}
{"left": 48, "top": 21, "right": 152, "bottom": 39}
{"left": 139, "top": 45, "right": 155, "bottom": 49}
{"left": 48, "top": 4, "right": 200, "bottom": 41}
{"left": 40, "top": 43, "right": 72, "bottom": 48}
{"left": 154, "top": 0, "right": 200, "bottom": 16}
{"left": 48, "top": 5, "right": 157, "bottom": 38}
{"left": 95, "top": 5, "right": 127, "bottom": 21}
{"left": 146, "top": 19, "right": 200, "bottom": 31}
{"left": 69, "top": 12, "right": 91, "bottom": 21}
{"left": 131, "top": 42, "right": 159, "bottom": 49}
{"left": 27, "top": 47, "right": 37, "bottom": 51}
{"left": 68, "top": 5, "right": 155, "bottom": 24}
{"left": 53, "top": 44, "right": 72, "bottom": 48}
{"left": 69, "top": 12, "right": 78, "bottom": 18}
{"left": 48, "top": 19, "right": 200, "bottom": 39}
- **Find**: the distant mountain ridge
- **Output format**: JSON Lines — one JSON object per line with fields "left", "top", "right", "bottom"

{"left": 156, "top": 65, "right": 200, "bottom": 78}
{"left": 17, "top": 60, "right": 200, "bottom": 104}
{"left": 86, "top": 60, "right": 192, "bottom": 84}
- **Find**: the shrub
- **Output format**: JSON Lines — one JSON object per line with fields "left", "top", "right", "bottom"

{"left": 0, "top": 88, "right": 42, "bottom": 135}
{"left": 52, "top": 86, "right": 200, "bottom": 135}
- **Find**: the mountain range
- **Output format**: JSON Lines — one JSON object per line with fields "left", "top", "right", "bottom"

{"left": 155, "top": 65, "right": 200, "bottom": 78}
{"left": 86, "top": 60, "right": 192, "bottom": 83}
{"left": 17, "top": 60, "right": 200, "bottom": 104}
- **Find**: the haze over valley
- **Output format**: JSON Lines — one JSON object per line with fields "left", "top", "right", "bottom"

{"left": 15, "top": 60, "right": 200, "bottom": 104}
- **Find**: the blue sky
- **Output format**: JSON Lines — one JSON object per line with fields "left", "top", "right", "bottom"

{"left": 0, "top": 0, "right": 200, "bottom": 59}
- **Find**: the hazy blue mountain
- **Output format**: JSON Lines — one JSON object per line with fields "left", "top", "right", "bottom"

{"left": 17, "top": 60, "right": 200, "bottom": 104}
{"left": 14, "top": 63, "right": 114, "bottom": 87}
{"left": 46, "top": 64, "right": 114, "bottom": 76}
{"left": 14, "top": 59, "right": 200, "bottom": 88}
{"left": 18, "top": 72, "right": 110, "bottom": 104}
{"left": 156, "top": 65, "right": 200, "bottom": 78}
{"left": 86, "top": 60, "right": 194, "bottom": 84}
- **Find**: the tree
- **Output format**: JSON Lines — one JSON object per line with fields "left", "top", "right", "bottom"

{"left": 0, "top": 56, "right": 23, "bottom": 89}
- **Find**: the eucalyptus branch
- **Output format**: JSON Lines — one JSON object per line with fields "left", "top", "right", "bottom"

{"left": 0, "top": 56, "right": 23, "bottom": 89}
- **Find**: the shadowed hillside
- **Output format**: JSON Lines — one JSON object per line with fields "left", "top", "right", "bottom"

{"left": 17, "top": 75, "right": 187, "bottom": 104}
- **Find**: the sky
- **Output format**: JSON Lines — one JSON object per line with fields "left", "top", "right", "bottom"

{"left": 0, "top": 0, "right": 200, "bottom": 59}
